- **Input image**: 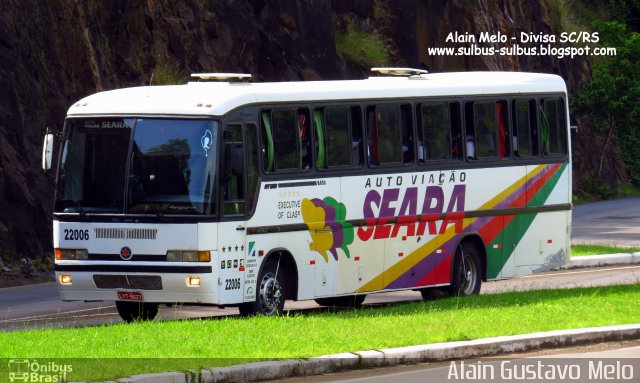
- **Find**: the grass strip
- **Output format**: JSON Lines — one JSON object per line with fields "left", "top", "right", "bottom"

{"left": 1, "top": 284, "right": 639, "bottom": 381}
{"left": 572, "top": 244, "right": 640, "bottom": 256}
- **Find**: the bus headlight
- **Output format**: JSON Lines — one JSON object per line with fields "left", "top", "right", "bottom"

{"left": 55, "top": 248, "right": 89, "bottom": 260}
{"left": 183, "top": 251, "right": 198, "bottom": 262}
{"left": 166, "top": 250, "right": 182, "bottom": 262}
{"left": 186, "top": 276, "right": 201, "bottom": 287}
{"left": 59, "top": 274, "right": 73, "bottom": 285}
{"left": 166, "top": 250, "right": 211, "bottom": 262}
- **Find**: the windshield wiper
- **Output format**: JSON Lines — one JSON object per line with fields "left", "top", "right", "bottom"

{"left": 129, "top": 175, "right": 164, "bottom": 218}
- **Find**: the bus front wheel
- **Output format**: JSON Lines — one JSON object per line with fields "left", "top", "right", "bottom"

{"left": 115, "top": 301, "right": 159, "bottom": 323}
{"left": 448, "top": 242, "right": 482, "bottom": 296}
{"left": 239, "top": 260, "right": 285, "bottom": 316}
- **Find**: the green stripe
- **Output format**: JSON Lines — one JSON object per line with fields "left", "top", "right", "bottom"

{"left": 487, "top": 164, "right": 567, "bottom": 279}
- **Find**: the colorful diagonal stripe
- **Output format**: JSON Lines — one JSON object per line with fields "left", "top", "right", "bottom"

{"left": 357, "top": 163, "right": 568, "bottom": 292}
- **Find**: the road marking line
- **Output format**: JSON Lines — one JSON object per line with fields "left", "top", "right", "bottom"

{"left": 523, "top": 265, "right": 640, "bottom": 279}
{"left": 0, "top": 305, "right": 115, "bottom": 323}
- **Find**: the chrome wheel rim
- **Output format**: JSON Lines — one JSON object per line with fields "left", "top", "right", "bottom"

{"left": 459, "top": 251, "right": 478, "bottom": 295}
{"left": 258, "top": 272, "right": 282, "bottom": 315}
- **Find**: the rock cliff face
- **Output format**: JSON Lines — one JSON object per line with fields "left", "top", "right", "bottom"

{"left": 0, "top": 0, "right": 615, "bottom": 259}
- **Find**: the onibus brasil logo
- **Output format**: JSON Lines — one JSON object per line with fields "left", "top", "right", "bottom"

{"left": 7, "top": 359, "right": 72, "bottom": 382}
{"left": 301, "top": 197, "right": 354, "bottom": 262}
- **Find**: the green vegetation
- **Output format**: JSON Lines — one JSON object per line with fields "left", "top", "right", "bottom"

{"left": 567, "top": 1, "right": 640, "bottom": 199}
{"left": 335, "top": 24, "right": 389, "bottom": 68}
{"left": 152, "top": 62, "right": 186, "bottom": 85}
{"left": 572, "top": 244, "right": 640, "bottom": 256}
{"left": 572, "top": 21, "right": 640, "bottom": 182}
{"left": 1, "top": 284, "right": 639, "bottom": 381}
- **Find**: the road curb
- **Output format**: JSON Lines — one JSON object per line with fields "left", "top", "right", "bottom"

{"left": 106, "top": 324, "right": 640, "bottom": 383}
{"left": 564, "top": 253, "right": 640, "bottom": 269}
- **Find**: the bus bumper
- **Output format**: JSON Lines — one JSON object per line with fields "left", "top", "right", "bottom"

{"left": 54, "top": 262, "right": 219, "bottom": 304}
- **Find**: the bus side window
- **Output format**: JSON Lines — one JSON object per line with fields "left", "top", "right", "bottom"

{"left": 418, "top": 102, "right": 453, "bottom": 162}
{"left": 366, "top": 106, "right": 379, "bottom": 165}
{"left": 245, "top": 123, "right": 259, "bottom": 214}
{"left": 313, "top": 109, "right": 327, "bottom": 169}
{"left": 540, "top": 98, "right": 566, "bottom": 156}
{"left": 263, "top": 108, "right": 311, "bottom": 171}
{"left": 475, "top": 102, "right": 497, "bottom": 158}
{"left": 496, "top": 100, "right": 509, "bottom": 158}
{"left": 464, "top": 102, "right": 476, "bottom": 159}
{"left": 222, "top": 124, "right": 245, "bottom": 216}
{"left": 472, "top": 100, "right": 509, "bottom": 159}
{"left": 401, "top": 104, "right": 413, "bottom": 163}
{"left": 450, "top": 103, "right": 462, "bottom": 160}
{"left": 261, "top": 111, "right": 274, "bottom": 172}
{"left": 297, "top": 109, "right": 311, "bottom": 169}
{"left": 513, "top": 99, "right": 536, "bottom": 157}
{"left": 350, "top": 106, "right": 363, "bottom": 166}
{"left": 367, "top": 104, "right": 410, "bottom": 165}
{"left": 323, "top": 107, "right": 352, "bottom": 167}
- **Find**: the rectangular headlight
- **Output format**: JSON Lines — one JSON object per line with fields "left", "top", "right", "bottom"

{"left": 166, "top": 250, "right": 211, "bottom": 262}
{"left": 166, "top": 250, "right": 182, "bottom": 262}
{"left": 55, "top": 248, "right": 88, "bottom": 260}
{"left": 76, "top": 249, "right": 89, "bottom": 260}
{"left": 182, "top": 251, "right": 198, "bottom": 262}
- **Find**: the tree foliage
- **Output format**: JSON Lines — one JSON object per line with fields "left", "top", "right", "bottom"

{"left": 571, "top": 21, "right": 640, "bottom": 184}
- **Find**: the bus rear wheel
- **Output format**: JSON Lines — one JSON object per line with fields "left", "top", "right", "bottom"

{"left": 239, "top": 260, "right": 285, "bottom": 316}
{"left": 314, "top": 295, "right": 366, "bottom": 308}
{"left": 115, "top": 301, "right": 159, "bottom": 323}
{"left": 448, "top": 242, "right": 482, "bottom": 296}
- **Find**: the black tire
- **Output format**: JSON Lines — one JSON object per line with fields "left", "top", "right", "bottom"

{"left": 419, "top": 287, "right": 446, "bottom": 300}
{"left": 314, "top": 295, "right": 366, "bottom": 308}
{"left": 115, "top": 301, "right": 159, "bottom": 323}
{"left": 447, "top": 241, "right": 482, "bottom": 296}
{"left": 239, "top": 260, "right": 285, "bottom": 316}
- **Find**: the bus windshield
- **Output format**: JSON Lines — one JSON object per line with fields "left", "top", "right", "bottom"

{"left": 55, "top": 118, "right": 218, "bottom": 215}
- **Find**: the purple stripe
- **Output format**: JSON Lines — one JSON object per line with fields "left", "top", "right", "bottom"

{"left": 384, "top": 166, "right": 556, "bottom": 289}
{"left": 385, "top": 216, "right": 493, "bottom": 289}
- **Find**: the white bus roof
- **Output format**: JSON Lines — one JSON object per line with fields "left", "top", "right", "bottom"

{"left": 67, "top": 71, "right": 567, "bottom": 117}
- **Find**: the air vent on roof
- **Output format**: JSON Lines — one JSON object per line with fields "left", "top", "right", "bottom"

{"left": 370, "top": 67, "right": 428, "bottom": 77}
{"left": 190, "top": 73, "right": 252, "bottom": 82}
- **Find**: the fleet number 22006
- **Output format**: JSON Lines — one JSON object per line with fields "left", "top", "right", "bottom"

{"left": 64, "top": 229, "right": 90, "bottom": 240}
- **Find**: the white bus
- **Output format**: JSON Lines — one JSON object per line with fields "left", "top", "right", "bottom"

{"left": 44, "top": 69, "right": 571, "bottom": 322}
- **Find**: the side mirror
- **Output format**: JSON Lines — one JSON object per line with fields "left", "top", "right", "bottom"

{"left": 42, "top": 132, "right": 54, "bottom": 170}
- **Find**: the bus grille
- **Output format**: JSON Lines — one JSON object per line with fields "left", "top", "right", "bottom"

{"left": 94, "top": 228, "right": 158, "bottom": 240}
{"left": 93, "top": 275, "right": 162, "bottom": 290}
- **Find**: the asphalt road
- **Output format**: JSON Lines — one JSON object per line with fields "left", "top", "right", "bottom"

{"left": 572, "top": 197, "right": 640, "bottom": 247}
{"left": 269, "top": 340, "right": 640, "bottom": 383}
{"left": 2, "top": 265, "right": 639, "bottom": 331}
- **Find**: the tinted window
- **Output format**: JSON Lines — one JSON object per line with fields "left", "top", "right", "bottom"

{"left": 55, "top": 118, "right": 132, "bottom": 213}
{"left": 513, "top": 99, "right": 537, "bottom": 157}
{"left": 468, "top": 101, "right": 509, "bottom": 159}
{"left": 129, "top": 119, "right": 217, "bottom": 215}
{"left": 540, "top": 98, "right": 566, "bottom": 155}
{"left": 324, "top": 107, "right": 351, "bottom": 167}
{"left": 367, "top": 104, "right": 412, "bottom": 165}
{"left": 245, "top": 124, "right": 259, "bottom": 213}
{"left": 263, "top": 109, "right": 311, "bottom": 171}
{"left": 418, "top": 103, "right": 461, "bottom": 162}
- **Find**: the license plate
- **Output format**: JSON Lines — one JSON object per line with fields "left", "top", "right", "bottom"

{"left": 117, "top": 291, "right": 143, "bottom": 301}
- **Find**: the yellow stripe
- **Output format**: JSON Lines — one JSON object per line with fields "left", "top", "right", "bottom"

{"left": 356, "top": 165, "right": 549, "bottom": 292}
